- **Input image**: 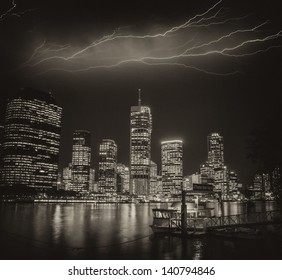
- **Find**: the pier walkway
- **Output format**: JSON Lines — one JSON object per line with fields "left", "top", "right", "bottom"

{"left": 152, "top": 210, "right": 282, "bottom": 234}
{"left": 205, "top": 210, "right": 281, "bottom": 230}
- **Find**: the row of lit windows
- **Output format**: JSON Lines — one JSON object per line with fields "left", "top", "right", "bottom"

{"left": 4, "top": 129, "right": 60, "bottom": 139}
{"left": 7, "top": 99, "right": 61, "bottom": 119}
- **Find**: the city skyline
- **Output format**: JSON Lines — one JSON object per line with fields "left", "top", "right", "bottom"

{"left": 0, "top": 86, "right": 278, "bottom": 190}
{"left": 1, "top": 0, "right": 282, "bottom": 186}
{"left": 0, "top": 86, "right": 246, "bottom": 196}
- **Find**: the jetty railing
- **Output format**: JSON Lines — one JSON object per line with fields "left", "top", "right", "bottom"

{"left": 205, "top": 210, "right": 281, "bottom": 230}
{"left": 153, "top": 210, "right": 282, "bottom": 233}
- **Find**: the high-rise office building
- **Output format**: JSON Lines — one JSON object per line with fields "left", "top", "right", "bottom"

{"left": 200, "top": 163, "right": 215, "bottom": 184}
{"left": 116, "top": 163, "right": 130, "bottom": 194}
{"left": 98, "top": 139, "right": 117, "bottom": 194}
{"left": 57, "top": 173, "right": 63, "bottom": 190}
{"left": 198, "top": 133, "right": 243, "bottom": 198}
{"left": 130, "top": 91, "right": 152, "bottom": 196}
{"left": 71, "top": 130, "right": 91, "bottom": 192}
{"left": 161, "top": 140, "right": 183, "bottom": 196}
{"left": 89, "top": 168, "right": 96, "bottom": 192}
{"left": 200, "top": 133, "right": 229, "bottom": 194}
{"left": 208, "top": 133, "right": 227, "bottom": 193}
{"left": 214, "top": 165, "right": 228, "bottom": 194}
{"left": 62, "top": 163, "right": 73, "bottom": 191}
{"left": 207, "top": 133, "right": 224, "bottom": 167}
{"left": 156, "top": 175, "right": 163, "bottom": 194}
{"left": 228, "top": 170, "right": 239, "bottom": 194}
{"left": 150, "top": 161, "right": 158, "bottom": 195}
{"left": 253, "top": 173, "right": 271, "bottom": 193}
{"left": 0, "top": 87, "right": 62, "bottom": 189}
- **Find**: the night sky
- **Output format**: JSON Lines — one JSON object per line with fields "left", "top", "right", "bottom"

{"left": 1, "top": 0, "right": 282, "bottom": 185}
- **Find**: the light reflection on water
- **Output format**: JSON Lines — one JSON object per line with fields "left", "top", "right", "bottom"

{"left": 0, "top": 201, "right": 281, "bottom": 260}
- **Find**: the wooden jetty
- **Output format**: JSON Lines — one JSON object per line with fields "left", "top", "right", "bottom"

{"left": 150, "top": 190, "right": 282, "bottom": 236}
{"left": 151, "top": 208, "right": 282, "bottom": 236}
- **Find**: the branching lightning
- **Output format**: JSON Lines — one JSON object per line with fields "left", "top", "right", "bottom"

{"left": 0, "top": 0, "right": 16, "bottom": 21}
{"left": 11, "top": 8, "right": 38, "bottom": 18}
{"left": 21, "top": 0, "right": 282, "bottom": 76}
{"left": 0, "top": 0, "right": 37, "bottom": 22}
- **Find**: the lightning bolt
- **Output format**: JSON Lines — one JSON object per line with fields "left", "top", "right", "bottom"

{"left": 11, "top": 8, "right": 38, "bottom": 18}
{"left": 24, "top": 0, "right": 223, "bottom": 66}
{"left": 0, "top": 0, "right": 37, "bottom": 22}
{"left": 21, "top": 0, "right": 282, "bottom": 76}
{"left": 0, "top": 0, "right": 16, "bottom": 21}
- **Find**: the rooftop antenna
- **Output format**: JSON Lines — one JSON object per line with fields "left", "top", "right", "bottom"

{"left": 138, "top": 88, "right": 142, "bottom": 106}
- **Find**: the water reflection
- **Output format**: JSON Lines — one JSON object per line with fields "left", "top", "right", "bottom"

{"left": 0, "top": 201, "right": 281, "bottom": 260}
{"left": 192, "top": 239, "right": 204, "bottom": 260}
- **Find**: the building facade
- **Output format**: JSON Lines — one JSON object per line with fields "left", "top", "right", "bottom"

{"left": 149, "top": 160, "right": 158, "bottom": 195}
{"left": 183, "top": 173, "right": 201, "bottom": 191}
{"left": 200, "top": 133, "right": 229, "bottom": 194}
{"left": 0, "top": 87, "right": 62, "bottom": 189}
{"left": 161, "top": 140, "right": 183, "bottom": 196}
{"left": 116, "top": 163, "right": 130, "bottom": 194}
{"left": 214, "top": 165, "right": 228, "bottom": 195}
{"left": 89, "top": 168, "right": 96, "bottom": 192}
{"left": 98, "top": 139, "right": 117, "bottom": 194}
{"left": 129, "top": 94, "right": 152, "bottom": 196}
{"left": 62, "top": 163, "right": 73, "bottom": 191}
{"left": 207, "top": 133, "right": 224, "bottom": 167}
{"left": 228, "top": 170, "right": 239, "bottom": 194}
{"left": 71, "top": 130, "right": 91, "bottom": 192}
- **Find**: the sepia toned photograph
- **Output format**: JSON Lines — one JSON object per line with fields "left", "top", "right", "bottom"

{"left": 0, "top": 0, "right": 282, "bottom": 260}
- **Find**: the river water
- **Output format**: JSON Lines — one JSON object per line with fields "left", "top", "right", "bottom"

{"left": 0, "top": 201, "right": 281, "bottom": 260}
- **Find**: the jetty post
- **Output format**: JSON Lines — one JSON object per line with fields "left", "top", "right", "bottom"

{"left": 181, "top": 190, "right": 187, "bottom": 235}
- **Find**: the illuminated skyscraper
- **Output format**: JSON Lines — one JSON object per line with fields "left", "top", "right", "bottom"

{"left": 200, "top": 163, "right": 215, "bottom": 184}
{"left": 98, "top": 139, "right": 117, "bottom": 194}
{"left": 228, "top": 170, "right": 239, "bottom": 194}
{"left": 214, "top": 165, "right": 228, "bottom": 195}
{"left": 62, "top": 163, "right": 73, "bottom": 191}
{"left": 207, "top": 133, "right": 224, "bottom": 167}
{"left": 161, "top": 140, "right": 183, "bottom": 196}
{"left": 71, "top": 130, "right": 91, "bottom": 192}
{"left": 0, "top": 87, "right": 62, "bottom": 189}
{"left": 150, "top": 161, "right": 158, "bottom": 195}
{"left": 89, "top": 168, "right": 96, "bottom": 192}
{"left": 116, "top": 163, "right": 130, "bottom": 194}
{"left": 130, "top": 91, "right": 152, "bottom": 195}
{"left": 200, "top": 133, "right": 235, "bottom": 196}
{"left": 57, "top": 173, "right": 63, "bottom": 190}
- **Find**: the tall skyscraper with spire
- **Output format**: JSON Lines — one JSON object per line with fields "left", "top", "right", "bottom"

{"left": 129, "top": 90, "right": 152, "bottom": 195}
